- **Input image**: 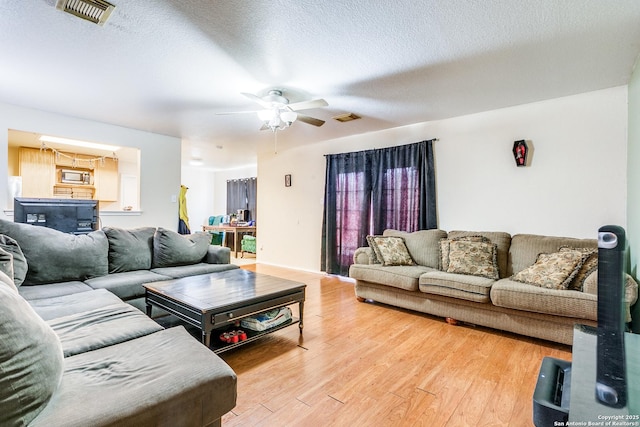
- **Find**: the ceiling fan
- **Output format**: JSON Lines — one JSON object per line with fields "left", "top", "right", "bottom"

{"left": 218, "top": 89, "right": 328, "bottom": 131}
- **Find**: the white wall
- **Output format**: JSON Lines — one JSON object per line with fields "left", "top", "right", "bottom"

{"left": 0, "top": 102, "right": 182, "bottom": 230}
{"left": 181, "top": 166, "right": 216, "bottom": 231}
{"left": 257, "top": 86, "right": 628, "bottom": 272}
{"left": 181, "top": 165, "right": 257, "bottom": 232}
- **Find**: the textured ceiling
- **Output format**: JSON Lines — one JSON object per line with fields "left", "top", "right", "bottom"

{"left": 1, "top": 0, "right": 640, "bottom": 170}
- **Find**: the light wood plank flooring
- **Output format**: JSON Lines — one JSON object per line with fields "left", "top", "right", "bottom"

{"left": 220, "top": 264, "right": 572, "bottom": 427}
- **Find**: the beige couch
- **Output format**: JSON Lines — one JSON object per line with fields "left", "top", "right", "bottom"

{"left": 349, "top": 229, "right": 639, "bottom": 345}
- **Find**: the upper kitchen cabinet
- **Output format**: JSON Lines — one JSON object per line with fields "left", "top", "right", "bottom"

{"left": 19, "top": 147, "right": 55, "bottom": 198}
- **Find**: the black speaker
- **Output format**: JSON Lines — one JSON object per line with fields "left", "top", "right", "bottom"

{"left": 595, "top": 225, "right": 627, "bottom": 408}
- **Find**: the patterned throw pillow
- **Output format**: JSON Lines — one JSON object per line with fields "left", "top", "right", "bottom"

{"left": 366, "top": 235, "right": 382, "bottom": 264}
{"left": 439, "top": 235, "right": 490, "bottom": 271}
{"left": 367, "top": 236, "right": 415, "bottom": 266}
{"left": 446, "top": 240, "right": 499, "bottom": 279}
{"left": 512, "top": 250, "right": 584, "bottom": 290}
{"left": 559, "top": 246, "right": 597, "bottom": 291}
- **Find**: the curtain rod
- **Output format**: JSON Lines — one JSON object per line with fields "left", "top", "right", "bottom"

{"left": 226, "top": 177, "right": 257, "bottom": 183}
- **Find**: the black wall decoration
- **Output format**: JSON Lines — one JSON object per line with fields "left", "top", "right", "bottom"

{"left": 513, "top": 140, "right": 528, "bottom": 167}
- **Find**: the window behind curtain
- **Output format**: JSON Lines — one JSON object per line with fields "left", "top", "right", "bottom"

{"left": 335, "top": 171, "right": 369, "bottom": 267}
{"left": 226, "top": 177, "right": 257, "bottom": 221}
{"left": 381, "top": 166, "right": 420, "bottom": 231}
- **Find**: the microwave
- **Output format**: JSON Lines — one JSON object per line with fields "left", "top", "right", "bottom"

{"left": 61, "top": 169, "right": 91, "bottom": 185}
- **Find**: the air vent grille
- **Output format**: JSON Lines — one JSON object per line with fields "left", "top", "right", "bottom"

{"left": 332, "top": 113, "right": 361, "bottom": 123}
{"left": 56, "top": 0, "right": 116, "bottom": 26}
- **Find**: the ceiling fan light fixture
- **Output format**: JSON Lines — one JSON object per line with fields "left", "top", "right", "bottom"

{"left": 257, "top": 108, "right": 298, "bottom": 131}
{"left": 257, "top": 109, "right": 274, "bottom": 121}
{"left": 280, "top": 110, "right": 297, "bottom": 125}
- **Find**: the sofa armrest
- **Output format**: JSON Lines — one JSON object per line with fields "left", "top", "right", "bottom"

{"left": 203, "top": 245, "right": 231, "bottom": 264}
{"left": 353, "top": 247, "right": 376, "bottom": 265}
{"left": 583, "top": 270, "right": 639, "bottom": 322}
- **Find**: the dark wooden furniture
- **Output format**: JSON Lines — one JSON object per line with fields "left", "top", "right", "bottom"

{"left": 202, "top": 225, "right": 256, "bottom": 258}
{"left": 144, "top": 269, "right": 305, "bottom": 353}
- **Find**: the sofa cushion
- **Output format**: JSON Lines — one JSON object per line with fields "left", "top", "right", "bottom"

{"left": 559, "top": 246, "right": 598, "bottom": 291}
{"left": 511, "top": 250, "right": 584, "bottom": 290}
{"left": 18, "top": 281, "right": 94, "bottom": 301}
{"left": 349, "top": 264, "right": 435, "bottom": 291}
{"left": 84, "top": 270, "right": 172, "bottom": 300}
{"left": 491, "top": 278, "right": 597, "bottom": 320}
{"left": 0, "top": 219, "right": 109, "bottom": 285}
{"left": 0, "top": 234, "right": 27, "bottom": 286}
{"left": 447, "top": 231, "right": 512, "bottom": 278}
{"left": 103, "top": 226, "right": 156, "bottom": 273}
{"left": 446, "top": 240, "right": 499, "bottom": 279}
{"left": 382, "top": 229, "right": 447, "bottom": 267}
{"left": 28, "top": 288, "right": 124, "bottom": 321}
{"left": 151, "top": 262, "right": 239, "bottom": 279}
{"left": 152, "top": 228, "right": 211, "bottom": 268}
{"left": 366, "top": 235, "right": 415, "bottom": 266}
{"left": 0, "top": 280, "right": 64, "bottom": 427}
{"left": 419, "top": 270, "right": 495, "bottom": 302}
{"left": 508, "top": 233, "right": 597, "bottom": 276}
{"left": 47, "top": 303, "right": 164, "bottom": 357}
{"left": 28, "top": 327, "right": 237, "bottom": 427}
{"left": 439, "top": 235, "right": 489, "bottom": 271}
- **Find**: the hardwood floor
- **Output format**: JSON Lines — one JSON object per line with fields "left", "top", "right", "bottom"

{"left": 220, "top": 264, "right": 572, "bottom": 427}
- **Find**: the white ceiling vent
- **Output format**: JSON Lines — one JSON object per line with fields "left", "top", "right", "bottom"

{"left": 56, "top": 0, "right": 115, "bottom": 26}
{"left": 332, "top": 113, "right": 361, "bottom": 123}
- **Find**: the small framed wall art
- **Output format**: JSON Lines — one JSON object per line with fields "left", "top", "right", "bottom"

{"left": 284, "top": 174, "right": 292, "bottom": 187}
{"left": 512, "top": 140, "right": 528, "bottom": 167}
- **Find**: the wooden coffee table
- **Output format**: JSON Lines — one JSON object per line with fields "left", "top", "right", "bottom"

{"left": 144, "top": 269, "right": 305, "bottom": 353}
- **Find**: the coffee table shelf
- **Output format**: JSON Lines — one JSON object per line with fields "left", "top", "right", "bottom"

{"left": 211, "top": 317, "right": 299, "bottom": 354}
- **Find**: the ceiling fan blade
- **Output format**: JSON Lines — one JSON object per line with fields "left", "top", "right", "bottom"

{"left": 241, "top": 92, "right": 271, "bottom": 108}
{"left": 288, "top": 98, "right": 328, "bottom": 111}
{"left": 297, "top": 114, "right": 325, "bottom": 127}
{"left": 216, "top": 110, "right": 260, "bottom": 115}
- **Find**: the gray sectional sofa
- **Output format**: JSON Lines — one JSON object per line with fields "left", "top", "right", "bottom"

{"left": 350, "top": 229, "right": 639, "bottom": 345}
{"left": 0, "top": 219, "right": 239, "bottom": 427}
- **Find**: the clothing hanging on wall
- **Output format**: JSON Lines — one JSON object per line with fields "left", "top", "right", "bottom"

{"left": 178, "top": 184, "right": 190, "bottom": 234}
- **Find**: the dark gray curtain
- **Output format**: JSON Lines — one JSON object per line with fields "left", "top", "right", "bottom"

{"left": 321, "top": 150, "right": 372, "bottom": 276}
{"left": 321, "top": 139, "right": 437, "bottom": 275}
{"left": 371, "top": 140, "right": 436, "bottom": 232}
{"left": 226, "top": 177, "right": 257, "bottom": 221}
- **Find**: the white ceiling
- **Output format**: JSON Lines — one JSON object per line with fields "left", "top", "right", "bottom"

{"left": 1, "top": 1, "right": 640, "bottom": 170}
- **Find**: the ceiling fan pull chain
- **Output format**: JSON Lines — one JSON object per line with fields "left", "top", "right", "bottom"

{"left": 274, "top": 129, "right": 278, "bottom": 154}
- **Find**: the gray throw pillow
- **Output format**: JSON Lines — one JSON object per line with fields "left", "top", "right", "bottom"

{"left": 152, "top": 228, "right": 211, "bottom": 268}
{"left": 0, "top": 234, "right": 28, "bottom": 286}
{"left": 0, "top": 252, "right": 17, "bottom": 291}
{"left": 0, "top": 280, "right": 64, "bottom": 426}
{"left": 0, "top": 219, "right": 108, "bottom": 285}
{"left": 103, "top": 226, "right": 156, "bottom": 273}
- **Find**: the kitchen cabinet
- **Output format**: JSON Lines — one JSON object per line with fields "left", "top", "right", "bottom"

{"left": 19, "top": 147, "right": 54, "bottom": 198}
{"left": 54, "top": 152, "right": 97, "bottom": 169}
{"left": 94, "top": 157, "right": 118, "bottom": 201}
{"left": 18, "top": 147, "right": 119, "bottom": 202}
